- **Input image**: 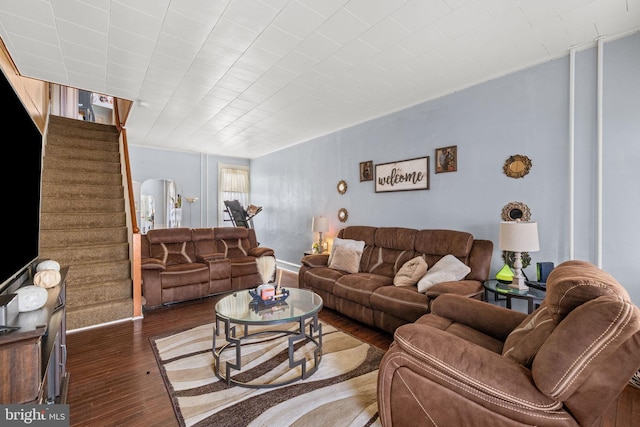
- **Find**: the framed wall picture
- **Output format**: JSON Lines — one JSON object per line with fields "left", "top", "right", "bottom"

{"left": 360, "top": 160, "right": 373, "bottom": 181}
{"left": 435, "top": 145, "right": 457, "bottom": 173}
{"left": 375, "top": 156, "right": 429, "bottom": 193}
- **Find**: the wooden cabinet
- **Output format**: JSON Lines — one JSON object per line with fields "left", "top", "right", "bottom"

{"left": 0, "top": 267, "right": 68, "bottom": 404}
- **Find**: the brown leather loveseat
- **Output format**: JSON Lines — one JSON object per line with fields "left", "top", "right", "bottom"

{"left": 299, "top": 226, "right": 493, "bottom": 333}
{"left": 141, "top": 227, "right": 274, "bottom": 308}
{"left": 377, "top": 260, "right": 640, "bottom": 426}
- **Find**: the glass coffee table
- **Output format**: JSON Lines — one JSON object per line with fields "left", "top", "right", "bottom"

{"left": 483, "top": 279, "right": 546, "bottom": 313}
{"left": 213, "top": 287, "right": 323, "bottom": 388}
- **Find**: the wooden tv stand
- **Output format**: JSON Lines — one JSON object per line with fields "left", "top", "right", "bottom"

{"left": 0, "top": 267, "right": 68, "bottom": 404}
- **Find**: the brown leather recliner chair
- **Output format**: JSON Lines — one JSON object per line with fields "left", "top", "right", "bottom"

{"left": 377, "top": 260, "right": 640, "bottom": 426}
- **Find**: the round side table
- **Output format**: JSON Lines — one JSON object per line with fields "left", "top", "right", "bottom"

{"left": 483, "top": 280, "right": 545, "bottom": 314}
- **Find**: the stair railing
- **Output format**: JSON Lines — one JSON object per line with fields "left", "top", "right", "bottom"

{"left": 114, "top": 100, "right": 142, "bottom": 318}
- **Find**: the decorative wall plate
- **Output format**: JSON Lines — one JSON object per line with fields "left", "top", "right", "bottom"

{"left": 503, "top": 154, "right": 532, "bottom": 178}
{"left": 501, "top": 201, "right": 531, "bottom": 222}
{"left": 338, "top": 208, "right": 348, "bottom": 222}
{"left": 337, "top": 180, "right": 347, "bottom": 194}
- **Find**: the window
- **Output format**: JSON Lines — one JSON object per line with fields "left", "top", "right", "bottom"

{"left": 218, "top": 164, "right": 250, "bottom": 226}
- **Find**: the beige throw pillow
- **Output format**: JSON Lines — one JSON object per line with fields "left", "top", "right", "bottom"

{"left": 328, "top": 237, "right": 365, "bottom": 265}
{"left": 417, "top": 254, "right": 470, "bottom": 293}
{"left": 328, "top": 245, "right": 360, "bottom": 273}
{"left": 34, "top": 270, "right": 62, "bottom": 288}
{"left": 394, "top": 256, "right": 428, "bottom": 286}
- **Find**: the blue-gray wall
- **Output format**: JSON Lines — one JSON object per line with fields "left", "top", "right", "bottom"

{"left": 130, "top": 33, "right": 640, "bottom": 304}
{"left": 129, "top": 146, "right": 249, "bottom": 229}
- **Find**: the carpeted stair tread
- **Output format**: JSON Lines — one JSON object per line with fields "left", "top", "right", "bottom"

{"left": 40, "top": 242, "right": 129, "bottom": 264}
{"left": 41, "top": 212, "right": 126, "bottom": 228}
{"left": 40, "top": 227, "right": 128, "bottom": 247}
{"left": 66, "top": 298, "right": 134, "bottom": 331}
{"left": 41, "top": 183, "right": 124, "bottom": 199}
{"left": 41, "top": 115, "right": 133, "bottom": 330}
{"left": 46, "top": 133, "right": 119, "bottom": 152}
{"left": 48, "top": 116, "right": 119, "bottom": 141}
{"left": 65, "top": 278, "right": 132, "bottom": 306}
{"left": 65, "top": 259, "right": 131, "bottom": 285}
{"left": 43, "top": 157, "right": 121, "bottom": 174}
{"left": 42, "top": 168, "right": 122, "bottom": 186}
{"left": 41, "top": 197, "right": 124, "bottom": 213}
{"left": 44, "top": 144, "right": 120, "bottom": 163}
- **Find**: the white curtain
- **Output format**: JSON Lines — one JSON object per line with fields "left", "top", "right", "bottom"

{"left": 50, "top": 85, "right": 79, "bottom": 119}
{"left": 219, "top": 165, "right": 250, "bottom": 226}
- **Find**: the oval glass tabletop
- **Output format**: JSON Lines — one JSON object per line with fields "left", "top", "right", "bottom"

{"left": 215, "top": 287, "right": 323, "bottom": 324}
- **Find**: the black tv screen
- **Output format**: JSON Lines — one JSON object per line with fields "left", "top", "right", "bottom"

{"left": 0, "top": 69, "right": 43, "bottom": 294}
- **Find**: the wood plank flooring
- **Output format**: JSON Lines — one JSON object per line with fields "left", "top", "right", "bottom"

{"left": 65, "top": 270, "right": 393, "bottom": 426}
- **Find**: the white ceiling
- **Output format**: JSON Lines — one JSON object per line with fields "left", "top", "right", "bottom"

{"left": 0, "top": 1, "right": 638, "bottom": 159}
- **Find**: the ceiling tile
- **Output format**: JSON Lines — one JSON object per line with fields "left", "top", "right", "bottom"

{"left": 0, "top": 0, "right": 636, "bottom": 158}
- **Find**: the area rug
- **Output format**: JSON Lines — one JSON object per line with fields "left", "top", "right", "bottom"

{"left": 150, "top": 321, "right": 385, "bottom": 427}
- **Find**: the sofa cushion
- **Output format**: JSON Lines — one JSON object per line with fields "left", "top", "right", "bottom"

{"left": 370, "top": 285, "right": 430, "bottom": 323}
{"left": 502, "top": 303, "right": 555, "bottom": 367}
{"left": 160, "top": 263, "right": 210, "bottom": 288}
{"left": 150, "top": 241, "right": 194, "bottom": 266}
{"left": 328, "top": 245, "right": 361, "bottom": 273}
{"left": 362, "top": 227, "right": 417, "bottom": 277}
{"left": 228, "top": 255, "right": 259, "bottom": 277}
{"left": 417, "top": 254, "right": 470, "bottom": 293}
{"left": 333, "top": 273, "right": 392, "bottom": 308}
{"left": 394, "top": 256, "right": 428, "bottom": 286}
{"left": 304, "top": 267, "right": 348, "bottom": 295}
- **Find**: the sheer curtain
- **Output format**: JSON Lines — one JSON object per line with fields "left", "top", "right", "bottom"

{"left": 219, "top": 164, "right": 250, "bottom": 226}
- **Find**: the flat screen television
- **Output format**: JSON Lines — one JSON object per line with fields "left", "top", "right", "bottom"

{"left": 0, "top": 69, "right": 43, "bottom": 295}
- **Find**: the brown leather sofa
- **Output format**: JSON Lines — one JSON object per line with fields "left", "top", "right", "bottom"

{"left": 377, "top": 260, "right": 640, "bottom": 426}
{"left": 141, "top": 227, "right": 274, "bottom": 308}
{"left": 299, "top": 226, "right": 493, "bottom": 334}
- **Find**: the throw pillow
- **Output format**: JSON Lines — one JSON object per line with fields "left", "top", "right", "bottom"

{"left": 328, "top": 245, "right": 361, "bottom": 273}
{"left": 36, "top": 259, "right": 60, "bottom": 272}
{"left": 394, "top": 256, "right": 428, "bottom": 286}
{"left": 34, "top": 270, "right": 62, "bottom": 288}
{"left": 417, "top": 254, "right": 471, "bottom": 293}
{"left": 328, "top": 237, "right": 365, "bottom": 265}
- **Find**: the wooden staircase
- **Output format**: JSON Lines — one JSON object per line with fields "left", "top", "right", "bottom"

{"left": 40, "top": 115, "right": 133, "bottom": 330}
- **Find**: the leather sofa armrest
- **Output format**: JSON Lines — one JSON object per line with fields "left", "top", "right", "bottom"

{"left": 142, "top": 258, "right": 165, "bottom": 270}
{"left": 248, "top": 247, "right": 274, "bottom": 257}
{"left": 430, "top": 293, "right": 526, "bottom": 341}
{"left": 378, "top": 324, "right": 560, "bottom": 426}
{"left": 425, "top": 279, "right": 484, "bottom": 298}
{"left": 301, "top": 254, "right": 329, "bottom": 267}
{"left": 197, "top": 253, "right": 225, "bottom": 262}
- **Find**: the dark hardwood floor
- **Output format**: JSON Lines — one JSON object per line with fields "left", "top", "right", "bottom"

{"left": 65, "top": 270, "right": 393, "bottom": 426}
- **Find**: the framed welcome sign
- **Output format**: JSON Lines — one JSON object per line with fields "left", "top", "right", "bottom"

{"left": 375, "top": 156, "right": 429, "bottom": 193}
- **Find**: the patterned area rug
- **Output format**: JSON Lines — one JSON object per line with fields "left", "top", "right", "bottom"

{"left": 150, "top": 321, "right": 385, "bottom": 427}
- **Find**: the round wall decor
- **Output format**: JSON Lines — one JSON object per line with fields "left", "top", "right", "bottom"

{"left": 338, "top": 208, "right": 348, "bottom": 222}
{"left": 503, "top": 154, "right": 532, "bottom": 179}
{"left": 337, "top": 180, "right": 347, "bottom": 194}
{"left": 501, "top": 201, "right": 531, "bottom": 222}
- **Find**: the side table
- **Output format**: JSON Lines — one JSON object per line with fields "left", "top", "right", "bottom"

{"left": 483, "top": 280, "right": 545, "bottom": 314}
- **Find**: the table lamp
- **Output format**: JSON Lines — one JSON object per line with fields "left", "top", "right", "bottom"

{"left": 499, "top": 221, "right": 539, "bottom": 290}
{"left": 312, "top": 216, "right": 329, "bottom": 253}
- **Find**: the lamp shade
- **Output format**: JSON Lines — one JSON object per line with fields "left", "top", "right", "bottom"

{"left": 312, "top": 216, "right": 329, "bottom": 233}
{"left": 499, "top": 221, "right": 540, "bottom": 252}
